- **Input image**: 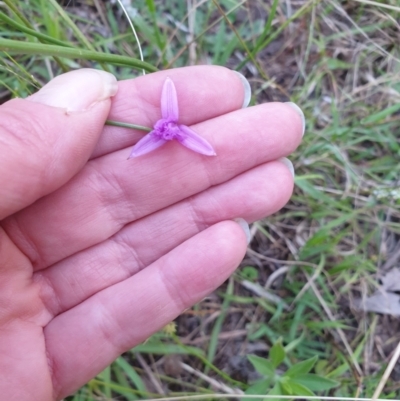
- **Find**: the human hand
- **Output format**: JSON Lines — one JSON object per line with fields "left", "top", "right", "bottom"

{"left": 0, "top": 67, "right": 303, "bottom": 400}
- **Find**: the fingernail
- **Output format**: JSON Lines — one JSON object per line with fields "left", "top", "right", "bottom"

{"left": 28, "top": 69, "right": 118, "bottom": 112}
{"left": 285, "top": 102, "right": 305, "bottom": 136}
{"left": 278, "top": 157, "right": 295, "bottom": 179}
{"left": 233, "top": 218, "right": 251, "bottom": 244}
{"left": 233, "top": 71, "right": 251, "bottom": 108}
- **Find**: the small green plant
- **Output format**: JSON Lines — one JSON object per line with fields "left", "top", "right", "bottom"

{"left": 245, "top": 339, "right": 339, "bottom": 400}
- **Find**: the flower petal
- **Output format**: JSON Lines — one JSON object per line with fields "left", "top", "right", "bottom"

{"left": 177, "top": 125, "right": 216, "bottom": 156}
{"left": 161, "top": 77, "right": 179, "bottom": 122}
{"left": 128, "top": 132, "right": 167, "bottom": 158}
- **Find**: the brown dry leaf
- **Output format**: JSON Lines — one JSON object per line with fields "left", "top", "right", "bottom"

{"left": 380, "top": 268, "right": 400, "bottom": 292}
{"left": 355, "top": 292, "right": 400, "bottom": 316}
{"left": 354, "top": 268, "right": 400, "bottom": 316}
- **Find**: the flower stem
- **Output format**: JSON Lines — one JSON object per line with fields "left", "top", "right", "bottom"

{"left": 105, "top": 120, "right": 152, "bottom": 132}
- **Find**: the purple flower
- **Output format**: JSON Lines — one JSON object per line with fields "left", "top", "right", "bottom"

{"left": 129, "top": 77, "right": 216, "bottom": 158}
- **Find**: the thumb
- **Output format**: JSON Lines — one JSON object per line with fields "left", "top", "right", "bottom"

{"left": 0, "top": 68, "right": 118, "bottom": 219}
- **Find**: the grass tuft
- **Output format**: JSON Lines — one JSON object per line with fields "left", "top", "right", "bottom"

{"left": 1, "top": 0, "right": 400, "bottom": 400}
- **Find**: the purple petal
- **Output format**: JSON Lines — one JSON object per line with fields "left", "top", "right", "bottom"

{"left": 177, "top": 125, "right": 216, "bottom": 156}
{"left": 161, "top": 77, "right": 179, "bottom": 122}
{"left": 128, "top": 132, "right": 167, "bottom": 158}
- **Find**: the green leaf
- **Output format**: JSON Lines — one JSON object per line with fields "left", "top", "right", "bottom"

{"left": 325, "top": 58, "right": 353, "bottom": 70}
{"left": 281, "top": 380, "right": 315, "bottom": 396}
{"left": 266, "top": 382, "right": 285, "bottom": 401}
{"left": 115, "top": 357, "right": 146, "bottom": 393}
{"left": 284, "top": 355, "right": 318, "bottom": 378}
{"left": 270, "top": 339, "right": 285, "bottom": 368}
{"left": 207, "top": 278, "right": 234, "bottom": 366}
{"left": 291, "top": 374, "right": 339, "bottom": 391}
{"left": 241, "top": 266, "right": 259, "bottom": 281}
{"left": 285, "top": 331, "right": 305, "bottom": 353}
{"left": 97, "top": 366, "right": 111, "bottom": 398}
{"left": 242, "top": 378, "right": 271, "bottom": 401}
{"left": 247, "top": 355, "right": 275, "bottom": 377}
{"left": 361, "top": 102, "right": 400, "bottom": 125}
{"left": 112, "top": 362, "right": 139, "bottom": 400}
{"left": 133, "top": 342, "right": 204, "bottom": 357}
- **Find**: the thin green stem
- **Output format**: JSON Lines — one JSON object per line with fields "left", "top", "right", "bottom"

{"left": 254, "top": 0, "right": 280, "bottom": 50}
{"left": 47, "top": 0, "right": 111, "bottom": 71}
{"left": 0, "top": 39, "right": 158, "bottom": 72}
{"left": 2, "top": 0, "right": 31, "bottom": 26}
{"left": 116, "top": 0, "right": 145, "bottom": 75}
{"left": 4, "top": 52, "right": 42, "bottom": 92}
{"left": 165, "top": 0, "right": 245, "bottom": 69}
{"left": 0, "top": 11, "right": 71, "bottom": 47}
{"left": 237, "top": 0, "right": 319, "bottom": 70}
{"left": 211, "top": 0, "right": 268, "bottom": 81}
{"left": 145, "top": 0, "right": 165, "bottom": 64}
{"left": 47, "top": 0, "right": 97, "bottom": 52}
{"left": 1, "top": 2, "right": 68, "bottom": 71}
{"left": 105, "top": 120, "right": 152, "bottom": 132}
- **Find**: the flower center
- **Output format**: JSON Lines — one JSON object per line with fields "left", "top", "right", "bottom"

{"left": 154, "top": 119, "right": 182, "bottom": 141}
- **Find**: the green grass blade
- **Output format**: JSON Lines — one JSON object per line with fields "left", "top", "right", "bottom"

{"left": 254, "top": 0, "right": 280, "bottom": 50}
{"left": 2, "top": 0, "right": 31, "bottom": 26}
{"left": 211, "top": 0, "right": 268, "bottom": 80}
{"left": 206, "top": 278, "right": 234, "bottom": 365}
{"left": 133, "top": 342, "right": 204, "bottom": 356}
{"left": 361, "top": 102, "right": 400, "bottom": 125}
{"left": 0, "top": 39, "right": 158, "bottom": 72}
{"left": 46, "top": 0, "right": 97, "bottom": 52}
{"left": 0, "top": 11, "right": 71, "bottom": 47}
{"left": 1, "top": 2, "right": 68, "bottom": 71}
{"left": 115, "top": 357, "right": 147, "bottom": 394}
{"left": 2, "top": 52, "right": 41, "bottom": 92}
{"left": 145, "top": 0, "right": 165, "bottom": 53}
{"left": 97, "top": 366, "right": 112, "bottom": 398}
{"left": 237, "top": 0, "right": 319, "bottom": 70}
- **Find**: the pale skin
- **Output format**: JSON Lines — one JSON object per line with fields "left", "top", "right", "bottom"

{"left": 0, "top": 66, "right": 303, "bottom": 400}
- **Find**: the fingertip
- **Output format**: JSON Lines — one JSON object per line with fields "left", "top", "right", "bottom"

{"left": 284, "top": 102, "right": 306, "bottom": 137}
{"left": 233, "top": 218, "right": 251, "bottom": 244}
{"left": 28, "top": 69, "right": 118, "bottom": 112}
{"left": 277, "top": 157, "right": 295, "bottom": 179}
{"left": 233, "top": 71, "right": 252, "bottom": 108}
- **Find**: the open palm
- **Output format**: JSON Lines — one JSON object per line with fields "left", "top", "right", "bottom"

{"left": 0, "top": 67, "right": 303, "bottom": 400}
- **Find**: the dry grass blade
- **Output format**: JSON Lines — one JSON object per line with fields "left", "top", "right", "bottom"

{"left": 211, "top": 0, "right": 268, "bottom": 80}
{"left": 136, "top": 353, "right": 165, "bottom": 395}
{"left": 371, "top": 340, "right": 400, "bottom": 400}
{"left": 115, "top": 0, "right": 145, "bottom": 75}
{"left": 350, "top": 0, "right": 400, "bottom": 12}
{"left": 186, "top": 0, "right": 197, "bottom": 65}
{"left": 180, "top": 363, "right": 244, "bottom": 394}
{"left": 241, "top": 280, "right": 289, "bottom": 309}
